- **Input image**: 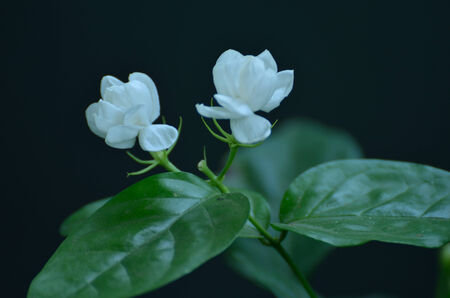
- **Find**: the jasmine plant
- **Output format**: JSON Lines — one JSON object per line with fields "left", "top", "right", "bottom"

{"left": 28, "top": 49, "right": 450, "bottom": 298}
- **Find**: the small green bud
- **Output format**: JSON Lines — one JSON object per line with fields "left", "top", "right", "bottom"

{"left": 197, "top": 160, "right": 207, "bottom": 171}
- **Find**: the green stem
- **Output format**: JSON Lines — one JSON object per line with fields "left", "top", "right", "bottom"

{"left": 198, "top": 160, "right": 229, "bottom": 193}
{"left": 217, "top": 145, "right": 238, "bottom": 181}
{"left": 160, "top": 159, "right": 181, "bottom": 172}
{"left": 248, "top": 216, "right": 278, "bottom": 243}
{"left": 200, "top": 163, "right": 317, "bottom": 298}
{"left": 151, "top": 152, "right": 181, "bottom": 173}
{"left": 273, "top": 243, "right": 317, "bottom": 298}
{"left": 247, "top": 216, "right": 317, "bottom": 298}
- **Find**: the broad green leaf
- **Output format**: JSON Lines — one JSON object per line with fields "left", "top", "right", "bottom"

{"left": 59, "top": 197, "right": 111, "bottom": 237}
{"left": 225, "top": 119, "right": 362, "bottom": 297}
{"left": 235, "top": 189, "right": 271, "bottom": 238}
{"left": 274, "top": 159, "right": 450, "bottom": 248}
{"left": 59, "top": 191, "right": 268, "bottom": 239}
{"left": 28, "top": 172, "right": 250, "bottom": 298}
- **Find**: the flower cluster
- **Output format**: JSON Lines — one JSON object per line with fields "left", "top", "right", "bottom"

{"left": 86, "top": 49, "right": 293, "bottom": 151}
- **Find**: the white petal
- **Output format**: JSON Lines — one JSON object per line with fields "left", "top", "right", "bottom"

{"left": 124, "top": 80, "right": 153, "bottom": 107}
{"left": 100, "top": 75, "right": 123, "bottom": 98}
{"left": 230, "top": 114, "right": 271, "bottom": 144}
{"left": 103, "top": 80, "right": 152, "bottom": 110}
{"left": 129, "top": 72, "right": 160, "bottom": 122}
{"left": 124, "top": 105, "right": 151, "bottom": 128}
{"left": 239, "top": 58, "right": 277, "bottom": 111}
{"left": 215, "top": 49, "right": 244, "bottom": 65}
{"left": 103, "top": 85, "right": 130, "bottom": 110}
{"left": 94, "top": 100, "right": 124, "bottom": 133}
{"left": 261, "top": 70, "right": 294, "bottom": 113}
{"left": 85, "top": 103, "right": 106, "bottom": 138}
{"left": 139, "top": 124, "right": 178, "bottom": 152}
{"left": 105, "top": 125, "right": 139, "bottom": 149}
{"left": 195, "top": 104, "right": 241, "bottom": 119}
{"left": 213, "top": 50, "right": 245, "bottom": 98}
{"left": 214, "top": 94, "right": 253, "bottom": 117}
{"left": 257, "top": 49, "right": 277, "bottom": 72}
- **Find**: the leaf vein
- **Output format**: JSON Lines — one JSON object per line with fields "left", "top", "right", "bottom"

{"left": 305, "top": 168, "right": 370, "bottom": 217}
{"left": 419, "top": 194, "right": 450, "bottom": 217}
{"left": 358, "top": 186, "right": 411, "bottom": 215}
{"left": 64, "top": 197, "right": 214, "bottom": 297}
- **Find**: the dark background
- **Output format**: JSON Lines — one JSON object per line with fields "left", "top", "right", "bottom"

{"left": 3, "top": 1, "right": 449, "bottom": 297}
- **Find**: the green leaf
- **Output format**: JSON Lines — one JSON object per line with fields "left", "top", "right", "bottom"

{"left": 274, "top": 159, "right": 450, "bottom": 248}
{"left": 28, "top": 172, "right": 250, "bottom": 298}
{"left": 225, "top": 119, "right": 362, "bottom": 297}
{"left": 59, "top": 198, "right": 111, "bottom": 237}
{"left": 234, "top": 189, "right": 271, "bottom": 238}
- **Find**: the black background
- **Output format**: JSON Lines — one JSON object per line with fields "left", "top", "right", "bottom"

{"left": 3, "top": 1, "right": 449, "bottom": 297}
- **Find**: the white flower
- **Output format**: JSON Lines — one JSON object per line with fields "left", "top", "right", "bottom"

{"left": 195, "top": 49, "right": 294, "bottom": 144}
{"left": 86, "top": 72, "right": 178, "bottom": 152}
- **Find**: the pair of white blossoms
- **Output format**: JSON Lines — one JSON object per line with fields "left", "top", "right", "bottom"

{"left": 86, "top": 49, "right": 294, "bottom": 152}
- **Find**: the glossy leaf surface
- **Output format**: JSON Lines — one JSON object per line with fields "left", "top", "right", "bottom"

{"left": 275, "top": 159, "right": 450, "bottom": 247}
{"left": 29, "top": 172, "right": 249, "bottom": 298}
{"left": 225, "top": 119, "right": 362, "bottom": 297}
{"left": 59, "top": 198, "right": 111, "bottom": 237}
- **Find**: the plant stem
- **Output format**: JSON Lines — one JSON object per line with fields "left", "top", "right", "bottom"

{"left": 150, "top": 152, "right": 181, "bottom": 173}
{"left": 247, "top": 216, "right": 317, "bottom": 298}
{"left": 273, "top": 243, "right": 318, "bottom": 298}
{"left": 159, "top": 159, "right": 181, "bottom": 172}
{"left": 199, "top": 157, "right": 317, "bottom": 298}
{"left": 217, "top": 144, "right": 238, "bottom": 181}
{"left": 248, "top": 215, "right": 277, "bottom": 242}
{"left": 198, "top": 160, "right": 230, "bottom": 193}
